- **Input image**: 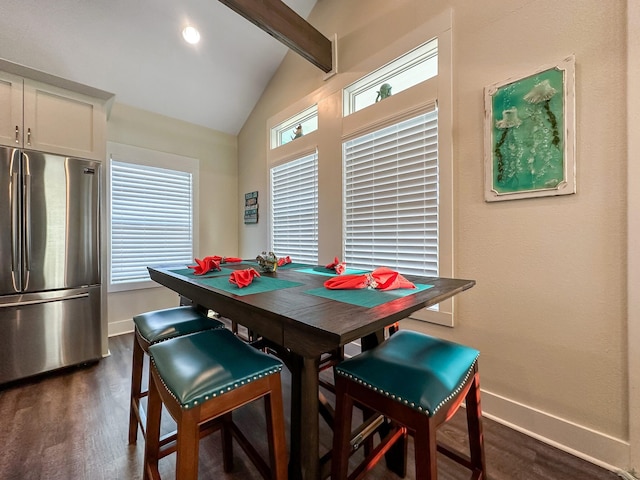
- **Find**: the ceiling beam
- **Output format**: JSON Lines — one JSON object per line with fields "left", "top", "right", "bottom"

{"left": 218, "top": 0, "right": 333, "bottom": 73}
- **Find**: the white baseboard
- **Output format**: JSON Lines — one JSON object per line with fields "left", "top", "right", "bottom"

{"left": 482, "top": 389, "right": 630, "bottom": 473}
{"left": 108, "top": 318, "right": 134, "bottom": 337}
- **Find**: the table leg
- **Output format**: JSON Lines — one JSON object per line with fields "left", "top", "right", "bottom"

{"left": 288, "top": 354, "right": 321, "bottom": 480}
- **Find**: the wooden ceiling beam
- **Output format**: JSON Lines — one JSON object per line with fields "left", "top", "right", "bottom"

{"left": 218, "top": 0, "right": 333, "bottom": 73}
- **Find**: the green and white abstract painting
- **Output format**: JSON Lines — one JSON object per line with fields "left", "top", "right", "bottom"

{"left": 484, "top": 56, "right": 576, "bottom": 201}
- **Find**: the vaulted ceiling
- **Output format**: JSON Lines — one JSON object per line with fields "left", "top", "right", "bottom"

{"left": 0, "top": 0, "right": 317, "bottom": 135}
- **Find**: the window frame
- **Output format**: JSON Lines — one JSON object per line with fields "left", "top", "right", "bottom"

{"left": 340, "top": 26, "right": 453, "bottom": 326}
{"left": 343, "top": 38, "right": 438, "bottom": 117}
{"left": 107, "top": 142, "right": 199, "bottom": 292}
{"left": 270, "top": 104, "right": 318, "bottom": 149}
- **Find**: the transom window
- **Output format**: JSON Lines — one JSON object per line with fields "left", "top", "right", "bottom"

{"left": 270, "top": 105, "right": 318, "bottom": 148}
{"left": 343, "top": 38, "right": 438, "bottom": 116}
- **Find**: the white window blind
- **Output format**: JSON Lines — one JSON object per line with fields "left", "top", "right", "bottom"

{"left": 270, "top": 152, "right": 318, "bottom": 264}
{"left": 110, "top": 160, "right": 193, "bottom": 285}
{"left": 343, "top": 109, "right": 438, "bottom": 276}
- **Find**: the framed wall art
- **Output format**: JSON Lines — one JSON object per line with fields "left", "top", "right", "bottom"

{"left": 484, "top": 55, "right": 576, "bottom": 201}
{"left": 244, "top": 191, "right": 259, "bottom": 224}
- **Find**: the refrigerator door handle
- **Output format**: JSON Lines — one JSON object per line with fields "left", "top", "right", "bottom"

{"left": 0, "top": 292, "right": 89, "bottom": 309}
{"left": 11, "top": 171, "right": 21, "bottom": 290}
{"left": 23, "top": 171, "right": 31, "bottom": 288}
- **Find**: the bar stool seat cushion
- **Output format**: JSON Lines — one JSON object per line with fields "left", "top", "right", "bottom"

{"left": 149, "top": 328, "right": 283, "bottom": 409}
{"left": 335, "top": 330, "right": 479, "bottom": 417}
{"left": 134, "top": 306, "right": 224, "bottom": 344}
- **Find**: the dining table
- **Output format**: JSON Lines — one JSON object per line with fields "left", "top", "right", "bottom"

{"left": 148, "top": 261, "right": 475, "bottom": 480}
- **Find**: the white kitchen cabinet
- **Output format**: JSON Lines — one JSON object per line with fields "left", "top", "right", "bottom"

{"left": 0, "top": 71, "right": 23, "bottom": 148}
{"left": 0, "top": 71, "right": 107, "bottom": 160}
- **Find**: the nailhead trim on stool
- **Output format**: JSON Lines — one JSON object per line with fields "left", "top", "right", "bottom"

{"left": 128, "top": 306, "right": 225, "bottom": 444}
{"left": 332, "top": 330, "right": 487, "bottom": 480}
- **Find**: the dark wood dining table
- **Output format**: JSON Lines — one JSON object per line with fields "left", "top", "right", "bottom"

{"left": 148, "top": 263, "right": 475, "bottom": 480}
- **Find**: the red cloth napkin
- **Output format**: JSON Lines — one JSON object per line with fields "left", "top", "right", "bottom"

{"left": 223, "top": 257, "right": 243, "bottom": 263}
{"left": 326, "top": 256, "right": 346, "bottom": 275}
{"left": 277, "top": 256, "right": 292, "bottom": 266}
{"left": 188, "top": 256, "right": 221, "bottom": 275}
{"left": 323, "top": 267, "right": 416, "bottom": 291}
{"left": 229, "top": 268, "right": 260, "bottom": 288}
{"left": 206, "top": 255, "right": 243, "bottom": 263}
{"left": 188, "top": 255, "right": 242, "bottom": 274}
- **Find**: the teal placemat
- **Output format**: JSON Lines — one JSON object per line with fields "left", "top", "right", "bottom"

{"left": 195, "top": 275, "right": 304, "bottom": 296}
{"left": 169, "top": 267, "right": 233, "bottom": 278}
{"left": 277, "top": 262, "right": 313, "bottom": 269}
{"left": 304, "top": 283, "right": 434, "bottom": 308}
{"left": 295, "top": 267, "right": 372, "bottom": 277}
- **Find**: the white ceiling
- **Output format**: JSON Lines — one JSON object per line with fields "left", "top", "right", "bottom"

{"left": 0, "top": 0, "right": 318, "bottom": 135}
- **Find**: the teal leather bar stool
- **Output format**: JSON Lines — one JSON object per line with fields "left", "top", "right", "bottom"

{"left": 128, "top": 306, "right": 225, "bottom": 444}
{"left": 331, "top": 330, "right": 486, "bottom": 480}
{"left": 142, "top": 328, "right": 288, "bottom": 480}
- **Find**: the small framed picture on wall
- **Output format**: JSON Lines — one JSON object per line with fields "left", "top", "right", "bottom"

{"left": 244, "top": 191, "right": 258, "bottom": 224}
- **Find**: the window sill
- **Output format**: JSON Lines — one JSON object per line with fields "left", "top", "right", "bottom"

{"left": 107, "top": 279, "right": 163, "bottom": 294}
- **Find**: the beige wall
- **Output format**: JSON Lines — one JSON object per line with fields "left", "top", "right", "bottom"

{"left": 105, "top": 103, "right": 238, "bottom": 337}
{"left": 238, "top": 0, "right": 632, "bottom": 472}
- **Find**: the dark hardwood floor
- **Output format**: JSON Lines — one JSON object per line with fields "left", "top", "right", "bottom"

{"left": 0, "top": 333, "right": 620, "bottom": 480}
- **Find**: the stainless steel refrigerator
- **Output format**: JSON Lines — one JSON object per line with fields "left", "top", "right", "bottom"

{"left": 0, "top": 147, "right": 102, "bottom": 384}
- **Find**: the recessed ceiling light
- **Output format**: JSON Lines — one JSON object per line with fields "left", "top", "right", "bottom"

{"left": 182, "top": 26, "right": 200, "bottom": 45}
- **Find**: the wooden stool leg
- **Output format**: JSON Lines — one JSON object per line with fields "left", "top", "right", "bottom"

{"left": 465, "top": 370, "right": 486, "bottom": 477}
{"left": 264, "top": 375, "right": 288, "bottom": 480}
{"left": 222, "top": 412, "right": 234, "bottom": 472}
{"left": 331, "top": 376, "right": 355, "bottom": 480}
{"left": 176, "top": 408, "right": 201, "bottom": 480}
{"left": 129, "top": 334, "right": 145, "bottom": 444}
{"left": 386, "top": 321, "right": 400, "bottom": 337}
{"left": 414, "top": 420, "right": 437, "bottom": 480}
{"left": 143, "top": 372, "right": 162, "bottom": 480}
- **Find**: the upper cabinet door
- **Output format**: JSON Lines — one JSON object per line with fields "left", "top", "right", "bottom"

{"left": 22, "top": 80, "right": 106, "bottom": 160}
{"left": 0, "top": 72, "right": 24, "bottom": 148}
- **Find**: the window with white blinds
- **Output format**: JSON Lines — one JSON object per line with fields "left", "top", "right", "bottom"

{"left": 110, "top": 160, "right": 194, "bottom": 286}
{"left": 270, "top": 152, "right": 319, "bottom": 264}
{"left": 343, "top": 109, "right": 438, "bottom": 276}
